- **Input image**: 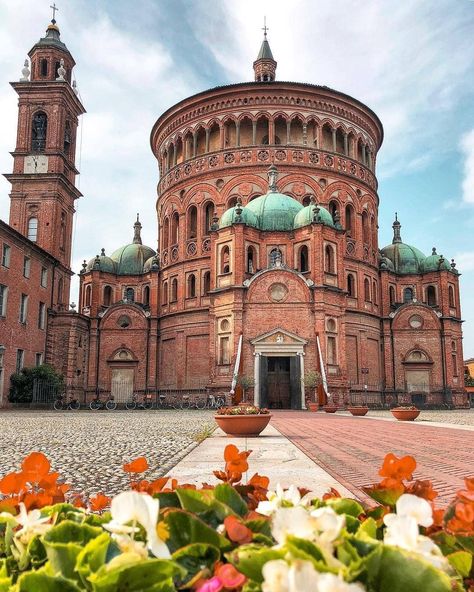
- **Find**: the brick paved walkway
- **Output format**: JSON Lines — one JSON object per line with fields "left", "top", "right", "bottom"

{"left": 270, "top": 412, "right": 474, "bottom": 507}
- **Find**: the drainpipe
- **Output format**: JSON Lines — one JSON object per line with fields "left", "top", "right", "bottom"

{"left": 145, "top": 317, "right": 150, "bottom": 396}
{"left": 440, "top": 317, "right": 447, "bottom": 404}
{"left": 390, "top": 317, "right": 396, "bottom": 392}
{"left": 95, "top": 321, "right": 101, "bottom": 395}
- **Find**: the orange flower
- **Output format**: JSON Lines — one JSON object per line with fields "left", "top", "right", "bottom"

{"left": 465, "top": 477, "right": 474, "bottom": 491}
{"left": 224, "top": 515, "right": 253, "bottom": 544}
{"left": 323, "top": 487, "right": 342, "bottom": 501}
{"left": 0, "top": 472, "right": 26, "bottom": 495}
{"left": 90, "top": 492, "right": 111, "bottom": 512}
{"left": 248, "top": 473, "right": 269, "bottom": 490}
{"left": 405, "top": 479, "right": 438, "bottom": 501}
{"left": 379, "top": 453, "right": 416, "bottom": 485}
{"left": 22, "top": 492, "right": 53, "bottom": 511}
{"left": 123, "top": 457, "right": 149, "bottom": 473}
{"left": 21, "top": 452, "right": 51, "bottom": 483}
{"left": 215, "top": 563, "right": 246, "bottom": 588}
{"left": 71, "top": 495, "right": 86, "bottom": 508}
{"left": 224, "top": 444, "right": 251, "bottom": 475}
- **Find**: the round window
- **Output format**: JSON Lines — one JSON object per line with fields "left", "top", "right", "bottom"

{"left": 220, "top": 319, "right": 230, "bottom": 332}
{"left": 408, "top": 315, "right": 423, "bottom": 329}
{"left": 327, "top": 318, "right": 337, "bottom": 332}
{"left": 118, "top": 315, "right": 131, "bottom": 328}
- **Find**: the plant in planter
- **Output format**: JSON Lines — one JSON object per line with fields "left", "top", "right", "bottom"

{"left": 215, "top": 405, "right": 271, "bottom": 436}
{"left": 347, "top": 405, "right": 369, "bottom": 416}
{"left": 302, "top": 370, "right": 322, "bottom": 411}
{"left": 390, "top": 405, "right": 420, "bottom": 421}
{"left": 235, "top": 374, "right": 255, "bottom": 404}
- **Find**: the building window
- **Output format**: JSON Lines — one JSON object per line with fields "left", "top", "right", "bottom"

{"left": 171, "top": 212, "right": 179, "bottom": 244}
{"left": 426, "top": 285, "right": 437, "bottom": 306}
{"left": 41, "top": 267, "right": 48, "bottom": 287}
{"left": 2, "top": 244, "right": 11, "bottom": 267}
{"left": 329, "top": 200, "right": 339, "bottom": 220}
{"left": 203, "top": 271, "right": 211, "bottom": 295}
{"left": 40, "top": 58, "right": 48, "bottom": 77}
{"left": 403, "top": 287, "right": 414, "bottom": 303}
{"left": 327, "top": 336, "right": 337, "bottom": 365}
{"left": 57, "top": 278, "right": 63, "bottom": 307}
{"left": 162, "top": 217, "right": 169, "bottom": 249}
{"left": 204, "top": 202, "right": 214, "bottom": 234}
{"left": 221, "top": 246, "right": 231, "bottom": 274}
{"left": 324, "top": 245, "right": 335, "bottom": 273}
{"left": 64, "top": 120, "right": 72, "bottom": 155}
{"left": 31, "top": 111, "right": 47, "bottom": 152}
{"left": 372, "top": 280, "right": 378, "bottom": 305}
{"left": 269, "top": 248, "right": 283, "bottom": 267}
{"left": 23, "top": 256, "right": 31, "bottom": 278}
{"left": 364, "top": 278, "right": 371, "bottom": 302}
{"left": 299, "top": 245, "right": 309, "bottom": 272}
{"left": 345, "top": 205, "right": 354, "bottom": 237}
{"left": 171, "top": 278, "right": 178, "bottom": 302}
{"left": 19, "top": 294, "right": 28, "bottom": 323}
{"left": 60, "top": 212, "right": 66, "bottom": 251}
{"left": 0, "top": 285, "right": 7, "bottom": 317}
{"left": 38, "top": 302, "right": 46, "bottom": 329}
{"left": 162, "top": 281, "right": 168, "bottom": 305}
{"left": 448, "top": 285, "right": 455, "bottom": 308}
{"left": 28, "top": 218, "right": 38, "bottom": 242}
{"left": 125, "top": 287, "right": 135, "bottom": 302}
{"left": 103, "top": 285, "right": 112, "bottom": 306}
{"left": 347, "top": 273, "right": 355, "bottom": 297}
{"left": 16, "top": 350, "right": 24, "bottom": 373}
{"left": 452, "top": 354, "right": 458, "bottom": 377}
{"left": 219, "top": 336, "right": 230, "bottom": 365}
{"left": 85, "top": 285, "right": 91, "bottom": 307}
{"left": 143, "top": 285, "right": 150, "bottom": 306}
{"left": 389, "top": 285, "right": 395, "bottom": 306}
{"left": 187, "top": 206, "right": 197, "bottom": 239}
{"left": 35, "top": 352, "right": 44, "bottom": 367}
{"left": 247, "top": 246, "right": 256, "bottom": 273}
{"left": 187, "top": 274, "right": 196, "bottom": 298}
{"left": 362, "top": 211, "right": 369, "bottom": 244}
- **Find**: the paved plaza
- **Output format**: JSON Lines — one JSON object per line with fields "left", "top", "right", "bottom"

{"left": 0, "top": 410, "right": 216, "bottom": 497}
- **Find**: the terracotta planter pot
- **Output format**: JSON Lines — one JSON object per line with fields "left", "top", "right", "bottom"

{"left": 390, "top": 408, "right": 420, "bottom": 421}
{"left": 323, "top": 405, "right": 338, "bottom": 413}
{"left": 215, "top": 414, "right": 272, "bottom": 436}
{"left": 348, "top": 406, "right": 369, "bottom": 416}
{"left": 307, "top": 402, "right": 319, "bottom": 412}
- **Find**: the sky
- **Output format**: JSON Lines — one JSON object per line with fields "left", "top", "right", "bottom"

{"left": 0, "top": 0, "right": 474, "bottom": 355}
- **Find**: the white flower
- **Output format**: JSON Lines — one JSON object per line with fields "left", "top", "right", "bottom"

{"left": 383, "top": 514, "right": 419, "bottom": 551}
{"left": 104, "top": 491, "right": 170, "bottom": 558}
{"left": 310, "top": 507, "right": 346, "bottom": 545}
{"left": 257, "top": 484, "right": 306, "bottom": 516}
{"left": 112, "top": 534, "right": 149, "bottom": 560}
{"left": 14, "top": 503, "right": 52, "bottom": 544}
{"left": 262, "top": 559, "right": 366, "bottom": 592}
{"left": 395, "top": 494, "right": 433, "bottom": 527}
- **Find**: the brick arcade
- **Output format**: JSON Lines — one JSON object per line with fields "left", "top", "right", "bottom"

{"left": 0, "top": 19, "right": 467, "bottom": 408}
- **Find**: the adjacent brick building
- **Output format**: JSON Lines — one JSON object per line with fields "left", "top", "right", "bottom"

{"left": 0, "top": 21, "right": 467, "bottom": 408}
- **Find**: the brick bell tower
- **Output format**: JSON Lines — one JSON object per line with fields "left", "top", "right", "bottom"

{"left": 5, "top": 9, "right": 85, "bottom": 306}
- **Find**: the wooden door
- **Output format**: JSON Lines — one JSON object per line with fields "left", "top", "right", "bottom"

{"left": 267, "top": 357, "right": 291, "bottom": 408}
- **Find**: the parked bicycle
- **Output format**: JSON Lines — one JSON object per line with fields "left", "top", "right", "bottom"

{"left": 179, "top": 393, "right": 207, "bottom": 410}
{"left": 89, "top": 394, "right": 117, "bottom": 411}
{"left": 53, "top": 394, "right": 80, "bottom": 411}
{"left": 206, "top": 394, "right": 226, "bottom": 409}
{"left": 125, "top": 393, "right": 153, "bottom": 410}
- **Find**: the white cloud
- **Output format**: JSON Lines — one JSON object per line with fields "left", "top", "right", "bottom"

{"left": 461, "top": 129, "right": 474, "bottom": 205}
{"left": 455, "top": 251, "right": 474, "bottom": 272}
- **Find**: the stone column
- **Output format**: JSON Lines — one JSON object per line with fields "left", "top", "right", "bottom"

{"left": 302, "top": 123, "right": 308, "bottom": 146}
{"left": 269, "top": 117, "right": 275, "bottom": 145}
{"left": 286, "top": 121, "right": 291, "bottom": 145}
{"left": 299, "top": 352, "right": 306, "bottom": 409}
{"left": 205, "top": 128, "right": 210, "bottom": 153}
{"left": 332, "top": 129, "right": 337, "bottom": 152}
{"left": 193, "top": 132, "right": 197, "bottom": 157}
{"left": 254, "top": 352, "right": 260, "bottom": 406}
{"left": 362, "top": 145, "right": 367, "bottom": 166}
{"left": 236, "top": 121, "right": 240, "bottom": 147}
{"left": 343, "top": 133, "right": 348, "bottom": 156}
{"left": 252, "top": 121, "right": 257, "bottom": 145}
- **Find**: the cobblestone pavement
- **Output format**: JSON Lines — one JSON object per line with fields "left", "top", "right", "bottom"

{"left": 0, "top": 410, "right": 216, "bottom": 497}
{"left": 270, "top": 411, "right": 474, "bottom": 507}
{"left": 351, "top": 408, "right": 474, "bottom": 426}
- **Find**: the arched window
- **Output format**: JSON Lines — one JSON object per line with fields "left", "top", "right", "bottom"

{"left": 325, "top": 245, "right": 335, "bottom": 273}
{"left": 362, "top": 211, "right": 369, "bottom": 244}
{"left": 187, "top": 274, "right": 196, "bottom": 298}
{"left": 426, "top": 285, "right": 437, "bottom": 306}
{"left": 269, "top": 248, "right": 283, "bottom": 267}
{"left": 64, "top": 120, "right": 72, "bottom": 155}
{"left": 247, "top": 246, "right": 256, "bottom": 273}
{"left": 162, "top": 281, "right": 168, "bottom": 305}
{"left": 27, "top": 217, "right": 38, "bottom": 241}
{"left": 345, "top": 205, "right": 354, "bottom": 237}
{"left": 40, "top": 59, "right": 48, "bottom": 77}
{"left": 171, "top": 212, "right": 179, "bottom": 244}
{"left": 327, "top": 336, "right": 337, "bottom": 365}
{"left": 103, "top": 285, "right": 112, "bottom": 306}
{"left": 256, "top": 115, "right": 269, "bottom": 144}
{"left": 125, "top": 287, "right": 135, "bottom": 302}
{"left": 85, "top": 284, "right": 91, "bottom": 307}
{"left": 204, "top": 202, "right": 214, "bottom": 234}
{"left": 364, "top": 278, "right": 371, "bottom": 302}
{"left": 57, "top": 277, "right": 63, "bottom": 307}
{"left": 372, "top": 280, "right": 378, "bottom": 304}
{"left": 171, "top": 278, "right": 178, "bottom": 302}
{"left": 143, "top": 285, "right": 150, "bottom": 306}
{"left": 389, "top": 285, "right": 396, "bottom": 306}
{"left": 329, "top": 200, "right": 339, "bottom": 220}
{"left": 448, "top": 285, "right": 455, "bottom": 308}
{"left": 60, "top": 212, "right": 66, "bottom": 250}
{"left": 221, "top": 246, "right": 230, "bottom": 274}
{"left": 163, "top": 217, "right": 169, "bottom": 249}
{"left": 403, "top": 287, "right": 414, "bottom": 303}
{"left": 32, "top": 111, "right": 47, "bottom": 152}
{"left": 203, "top": 271, "right": 211, "bottom": 295}
{"left": 187, "top": 205, "right": 197, "bottom": 239}
{"left": 335, "top": 128, "right": 345, "bottom": 154}
{"left": 347, "top": 273, "right": 355, "bottom": 297}
{"left": 322, "top": 124, "right": 333, "bottom": 151}
{"left": 299, "top": 245, "right": 309, "bottom": 272}
{"left": 227, "top": 196, "right": 238, "bottom": 209}
{"left": 302, "top": 195, "right": 312, "bottom": 207}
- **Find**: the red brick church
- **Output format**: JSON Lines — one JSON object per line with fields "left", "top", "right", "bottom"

{"left": 0, "top": 18, "right": 467, "bottom": 408}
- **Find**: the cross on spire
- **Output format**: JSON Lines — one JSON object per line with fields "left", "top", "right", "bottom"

{"left": 50, "top": 3, "right": 59, "bottom": 24}
{"left": 262, "top": 16, "right": 269, "bottom": 39}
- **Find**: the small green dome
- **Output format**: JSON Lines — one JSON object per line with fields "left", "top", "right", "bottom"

{"left": 219, "top": 206, "right": 259, "bottom": 229}
{"left": 143, "top": 255, "right": 159, "bottom": 273}
{"left": 421, "top": 248, "right": 451, "bottom": 273}
{"left": 380, "top": 243, "right": 426, "bottom": 274}
{"left": 85, "top": 250, "right": 116, "bottom": 273}
{"left": 293, "top": 203, "right": 335, "bottom": 229}
{"left": 111, "top": 243, "right": 156, "bottom": 276}
{"left": 246, "top": 191, "right": 303, "bottom": 231}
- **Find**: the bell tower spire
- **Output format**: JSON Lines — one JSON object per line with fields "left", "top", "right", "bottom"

{"left": 253, "top": 18, "right": 277, "bottom": 82}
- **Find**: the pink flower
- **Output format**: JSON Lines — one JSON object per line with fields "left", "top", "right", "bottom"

{"left": 197, "top": 577, "right": 223, "bottom": 592}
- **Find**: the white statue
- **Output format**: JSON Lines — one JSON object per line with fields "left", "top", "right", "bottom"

{"left": 56, "top": 58, "right": 66, "bottom": 81}
{"left": 20, "top": 59, "right": 30, "bottom": 82}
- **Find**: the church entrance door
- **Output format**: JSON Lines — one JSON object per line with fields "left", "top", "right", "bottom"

{"left": 260, "top": 355, "right": 301, "bottom": 409}
{"left": 111, "top": 368, "right": 134, "bottom": 403}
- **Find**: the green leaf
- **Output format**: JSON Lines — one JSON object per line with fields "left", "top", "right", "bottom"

{"left": 366, "top": 546, "right": 454, "bottom": 592}
{"left": 244, "top": 519, "right": 272, "bottom": 538}
{"left": 27, "top": 534, "right": 47, "bottom": 569}
{"left": 175, "top": 489, "right": 235, "bottom": 526}
{"left": 213, "top": 484, "right": 248, "bottom": 517}
{"left": 16, "top": 566, "right": 82, "bottom": 592}
{"left": 326, "top": 498, "right": 365, "bottom": 517}
{"left": 285, "top": 536, "right": 336, "bottom": 574}
{"left": 172, "top": 543, "right": 220, "bottom": 587}
{"left": 43, "top": 520, "right": 102, "bottom": 581}
{"left": 358, "top": 517, "right": 378, "bottom": 540}
{"left": 345, "top": 515, "right": 360, "bottom": 534}
{"left": 251, "top": 533, "right": 274, "bottom": 546}
{"left": 362, "top": 486, "right": 403, "bottom": 507}
{"left": 447, "top": 550, "right": 472, "bottom": 578}
{"left": 226, "top": 544, "right": 285, "bottom": 583}
{"left": 154, "top": 492, "right": 181, "bottom": 509}
{"left": 89, "top": 555, "right": 183, "bottom": 592}
{"left": 162, "top": 508, "right": 232, "bottom": 553}
{"left": 42, "top": 503, "right": 86, "bottom": 524}
{"left": 76, "top": 532, "right": 111, "bottom": 588}
{"left": 242, "top": 580, "right": 262, "bottom": 592}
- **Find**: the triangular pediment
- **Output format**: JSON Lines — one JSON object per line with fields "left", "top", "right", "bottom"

{"left": 251, "top": 328, "right": 308, "bottom": 346}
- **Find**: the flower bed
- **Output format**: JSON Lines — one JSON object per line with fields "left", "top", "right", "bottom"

{"left": 0, "top": 447, "right": 473, "bottom": 591}
{"left": 216, "top": 406, "right": 270, "bottom": 415}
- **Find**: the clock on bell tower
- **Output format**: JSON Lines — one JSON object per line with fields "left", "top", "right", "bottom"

{"left": 4, "top": 13, "right": 86, "bottom": 292}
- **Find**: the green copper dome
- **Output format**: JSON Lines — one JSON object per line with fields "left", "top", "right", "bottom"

{"left": 380, "top": 215, "right": 426, "bottom": 274}
{"left": 85, "top": 250, "right": 116, "bottom": 273}
{"left": 421, "top": 248, "right": 452, "bottom": 273}
{"left": 245, "top": 191, "right": 303, "bottom": 231}
{"left": 293, "top": 203, "right": 335, "bottom": 229}
{"left": 111, "top": 243, "right": 156, "bottom": 275}
{"left": 219, "top": 205, "right": 259, "bottom": 229}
